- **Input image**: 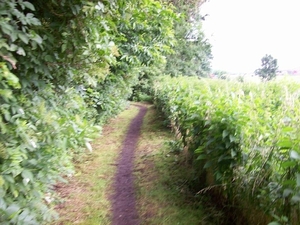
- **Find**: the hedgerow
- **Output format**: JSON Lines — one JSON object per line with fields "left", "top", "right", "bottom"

{"left": 153, "top": 76, "right": 300, "bottom": 225}
{"left": 0, "top": 0, "right": 176, "bottom": 223}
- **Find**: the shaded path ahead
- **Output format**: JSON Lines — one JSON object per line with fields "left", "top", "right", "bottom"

{"left": 111, "top": 104, "right": 147, "bottom": 225}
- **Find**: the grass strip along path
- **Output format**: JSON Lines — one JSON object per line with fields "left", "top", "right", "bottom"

{"left": 52, "top": 103, "right": 220, "bottom": 225}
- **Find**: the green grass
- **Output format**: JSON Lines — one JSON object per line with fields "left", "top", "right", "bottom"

{"left": 134, "top": 104, "right": 216, "bottom": 225}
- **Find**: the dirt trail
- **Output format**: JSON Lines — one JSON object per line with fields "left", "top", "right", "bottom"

{"left": 111, "top": 104, "right": 147, "bottom": 225}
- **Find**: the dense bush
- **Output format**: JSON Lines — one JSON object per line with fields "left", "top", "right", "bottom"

{"left": 153, "top": 76, "right": 300, "bottom": 225}
{"left": 0, "top": 0, "right": 176, "bottom": 223}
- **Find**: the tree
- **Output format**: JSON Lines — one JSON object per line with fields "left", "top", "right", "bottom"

{"left": 213, "top": 70, "right": 227, "bottom": 79}
{"left": 255, "top": 54, "right": 278, "bottom": 81}
{"left": 164, "top": 0, "right": 212, "bottom": 77}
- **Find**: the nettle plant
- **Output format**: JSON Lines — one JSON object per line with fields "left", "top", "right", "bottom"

{"left": 153, "top": 76, "right": 300, "bottom": 224}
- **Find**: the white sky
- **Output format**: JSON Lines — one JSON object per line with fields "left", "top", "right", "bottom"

{"left": 201, "top": 0, "right": 300, "bottom": 73}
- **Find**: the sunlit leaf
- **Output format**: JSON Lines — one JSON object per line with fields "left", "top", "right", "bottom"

{"left": 222, "top": 130, "right": 229, "bottom": 139}
{"left": 23, "top": 2, "right": 35, "bottom": 11}
{"left": 18, "top": 33, "right": 29, "bottom": 44}
{"left": 268, "top": 222, "right": 281, "bottom": 225}
{"left": 290, "top": 150, "right": 300, "bottom": 160}
{"left": 16, "top": 47, "right": 26, "bottom": 56}
{"left": 296, "top": 173, "right": 300, "bottom": 187}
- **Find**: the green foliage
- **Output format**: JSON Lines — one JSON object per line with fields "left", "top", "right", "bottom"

{"left": 0, "top": 0, "right": 176, "bottom": 223}
{"left": 131, "top": 62, "right": 167, "bottom": 102}
{"left": 255, "top": 54, "right": 278, "bottom": 81}
{"left": 164, "top": 0, "right": 212, "bottom": 77}
{"left": 153, "top": 76, "right": 300, "bottom": 224}
{"left": 131, "top": 0, "right": 212, "bottom": 101}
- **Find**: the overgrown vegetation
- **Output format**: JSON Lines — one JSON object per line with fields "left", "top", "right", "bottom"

{"left": 131, "top": 0, "right": 212, "bottom": 101}
{"left": 153, "top": 76, "right": 300, "bottom": 225}
{"left": 0, "top": 0, "right": 177, "bottom": 223}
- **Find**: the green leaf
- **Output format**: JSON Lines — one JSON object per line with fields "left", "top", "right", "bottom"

{"left": 278, "top": 139, "right": 293, "bottom": 149}
{"left": 229, "top": 134, "right": 236, "bottom": 143}
{"left": 222, "top": 130, "right": 229, "bottom": 139}
{"left": 10, "top": 31, "right": 18, "bottom": 42}
{"left": 28, "top": 159, "right": 37, "bottom": 165}
{"left": 0, "top": 89, "right": 13, "bottom": 100}
{"left": 282, "top": 179, "right": 295, "bottom": 186}
{"left": 290, "top": 150, "right": 300, "bottom": 160}
{"left": 6, "top": 203, "right": 20, "bottom": 218}
{"left": 9, "top": 44, "right": 18, "bottom": 51}
{"left": 21, "top": 170, "right": 33, "bottom": 183}
{"left": 291, "top": 195, "right": 300, "bottom": 203}
{"left": 18, "top": 33, "right": 29, "bottom": 44}
{"left": 282, "top": 188, "right": 293, "bottom": 198}
{"left": 0, "top": 198, "right": 6, "bottom": 210}
{"left": 204, "top": 161, "right": 212, "bottom": 169}
{"left": 3, "top": 175, "right": 14, "bottom": 184}
{"left": 61, "top": 43, "right": 67, "bottom": 53}
{"left": 23, "top": 2, "right": 35, "bottom": 11}
{"left": 281, "top": 161, "right": 297, "bottom": 168}
{"left": 296, "top": 173, "right": 300, "bottom": 187}
{"left": 196, "top": 154, "right": 206, "bottom": 160}
{"left": 218, "top": 154, "right": 230, "bottom": 162}
{"left": 1, "top": 65, "right": 20, "bottom": 88}
{"left": 17, "top": 47, "right": 26, "bottom": 56}
{"left": 282, "top": 126, "right": 293, "bottom": 132}
{"left": 30, "top": 32, "right": 43, "bottom": 44}
{"left": 231, "top": 149, "right": 237, "bottom": 157}
{"left": 194, "top": 146, "right": 204, "bottom": 154}
{"left": 0, "top": 23, "right": 13, "bottom": 35}
{"left": 0, "top": 175, "right": 4, "bottom": 187}
{"left": 268, "top": 222, "right": 281, "bottom": 225}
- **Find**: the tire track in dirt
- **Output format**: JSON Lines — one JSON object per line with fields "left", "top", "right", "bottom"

{"left": 111, "top": 104, "right": 147, "bottom": 225}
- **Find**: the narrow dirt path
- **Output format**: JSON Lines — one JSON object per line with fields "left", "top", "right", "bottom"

{"left": 111, "top": 104, "right": 147, "bottom": 225}
{"left": 51, "top": 103, "right": 216, "bottom": 225}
